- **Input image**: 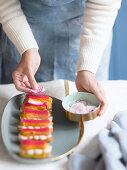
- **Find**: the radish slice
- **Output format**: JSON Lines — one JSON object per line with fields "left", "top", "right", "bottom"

{"left": 28, "top": 100, "right": 46, "bottom": 106}
{"left": 22, "top": 101, "right": 47, "bottom": 107}
{"left": 30, "top": 87, "right": 45, "bottom": 93}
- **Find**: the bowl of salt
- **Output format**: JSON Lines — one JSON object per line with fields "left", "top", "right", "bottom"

{"left": 62, "top": 92, "right": 100, "bottom": 122}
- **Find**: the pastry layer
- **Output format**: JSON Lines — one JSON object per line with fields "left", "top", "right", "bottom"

{"left": 23, "top": 109, "right": 50, "bottom": 115}
{"left": 19, "top": 151, "right": 51, "bottom": 158}
{"left": 21, "top": 101, "right": 52, "bottom": 111}
{"left": 24, "top": 94, "right": 52, "bottom": 110}
{"left": 19, "top": 140, "right": 52, "bottom": 158}
{"left": 18, "top": 118, "right": 53, "bottom": 130}
{"left": 19, "top": 147, "right": 52, "bottom": 154}
{"left": 20, "top": 114, "right": 53, "bottom": 121}
{"left": 19, "top": 127, "right": 53, "bottom": 136}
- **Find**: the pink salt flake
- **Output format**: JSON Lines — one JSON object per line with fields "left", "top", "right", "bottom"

{"left": 86, "top": 105, "right": 97, "bottom": 112}
{"left": 69, "top": 100, "right": 97, "bottom": 114}
{"left": 70, "top": 102, "right": 87, "bottom": 114}
{"left": 76, "top": 100, "right": 87, "bottom": 106}
{"left": 30, "top": 87, "right": 45, "bottom": 93}
{"left": 22, "top": 101, "right": 47, "bottom": 107}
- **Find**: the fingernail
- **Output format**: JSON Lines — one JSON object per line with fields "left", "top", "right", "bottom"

{"left": 34, "top": 85, "right": 39, "bottom": 90}
{"left": 28, "top": 89, "right": 32, "bottom": 93}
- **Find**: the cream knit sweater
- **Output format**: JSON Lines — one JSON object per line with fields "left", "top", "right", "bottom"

{"left": 0, "top": 0, "right": 121, "bottom": 74}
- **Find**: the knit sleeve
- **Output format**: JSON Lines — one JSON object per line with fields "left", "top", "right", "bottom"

{"left": 76, "top": 0, "right": 122, "bottom": 74}
{"left": 0, "top": 0, "right": 39, "bottom": 55}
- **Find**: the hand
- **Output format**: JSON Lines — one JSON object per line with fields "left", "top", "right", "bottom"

{"left": 75, "top": 70, "right": 107, "bottom": 116}
{"left": 12, "top": 48, "right": 41, "bottom": 93}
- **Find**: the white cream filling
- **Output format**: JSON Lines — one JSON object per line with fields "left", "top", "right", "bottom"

{"left": 28, "top": 126, "right": 34, "bottom": 129}
{"left": 18, "top": 125, "right": 53, "bottom": 129}
{"left": 19, "top": 146, "right": 52, "bottom": 155}
{"left": 19, "top": 134, "right": 52, "bottom": 140}
{"left": 18, "top": 126, "right": 27, "bottom": 129}
{"left": 20, "top": 117, "right": 53, "bottom": 121}
{"left": 35, "top": 126, "right": 40, "bottom": 129}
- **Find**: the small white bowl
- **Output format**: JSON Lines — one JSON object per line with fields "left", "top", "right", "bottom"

{"left": 62, "top": 92, "right": 100, "bottom": 122}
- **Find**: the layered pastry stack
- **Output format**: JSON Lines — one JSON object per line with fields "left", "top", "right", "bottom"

{"left": 18, "top": 94, "right": 53, "bottom": 158}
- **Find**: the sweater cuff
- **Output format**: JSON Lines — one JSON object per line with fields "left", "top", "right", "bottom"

{"left": 2, "top": 15, "right": 39, "bottom": 55}
{"left": 76, "top": 35, "right": 108, "bottom": 75}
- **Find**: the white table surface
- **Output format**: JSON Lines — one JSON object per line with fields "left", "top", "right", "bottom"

{"left": 0, "top": 80, "right": 127, "bottom": 170}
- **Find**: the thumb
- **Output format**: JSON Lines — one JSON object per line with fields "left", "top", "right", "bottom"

{"left": 91, "top": 83, "right": 107, "bottom": 116}
{"left": 27, "top": 72, "right": 39, "bottom": 90}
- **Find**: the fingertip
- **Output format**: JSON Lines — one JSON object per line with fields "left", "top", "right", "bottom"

{"left": 27, "top": 88, "right": 33, "bottom": 93}
{"left": 32, "top": 83, "right": 39, "bottom": 90}
{"left": 98, "top": 111, "right": 104, "bottom": 116}
{"left": 29, "top": 78, "right": 39, "bottom": 90}
{"left": 99, "top": 106, "right": 106, "bottom": 116}
{"left": 98, "top": 113, "right": 101, "bottom": 116}
{"left": 98, "top": 103, "right": 106, "bottom": 117}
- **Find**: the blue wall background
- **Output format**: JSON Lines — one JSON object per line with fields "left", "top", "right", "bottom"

{"left": 109, "top": 0, "right": 127, "bottom": 80}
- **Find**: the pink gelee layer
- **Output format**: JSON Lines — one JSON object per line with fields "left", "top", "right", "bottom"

{"left": 22, "top": 119, "right": 50, "bottom": 124}
{"left": 21, "top": 139, "right": 45, "bottom": 146}
{"left": 25, "top": 94, "right": 49, "bottom": 99}
{"left": 69, "top": 100, "right": 97, "bottom": 114}
{"left": 22, "top": 102, "right": 47, "bottom": 107}
{"left": 22, "top": 127, "right": 50, "bottom": 132}
{"left": 24, "top": 109, "right": 49, "bottom": 115}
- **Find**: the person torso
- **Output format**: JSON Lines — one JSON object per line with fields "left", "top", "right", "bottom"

{"left": 20, "top": 0, "right": 86, "bottom": 23}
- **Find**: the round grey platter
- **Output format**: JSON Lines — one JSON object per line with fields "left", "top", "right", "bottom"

{"left": 1, "top": 94, "right": 84, "bottom": 164}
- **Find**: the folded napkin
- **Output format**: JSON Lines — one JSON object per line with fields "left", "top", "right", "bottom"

{"left": 68, "top": 111, "right": 127, "bottom": 170}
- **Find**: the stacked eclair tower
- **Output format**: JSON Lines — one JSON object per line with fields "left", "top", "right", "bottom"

{"left": 18, "top": 94, "right": 53, "bottom": 158}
